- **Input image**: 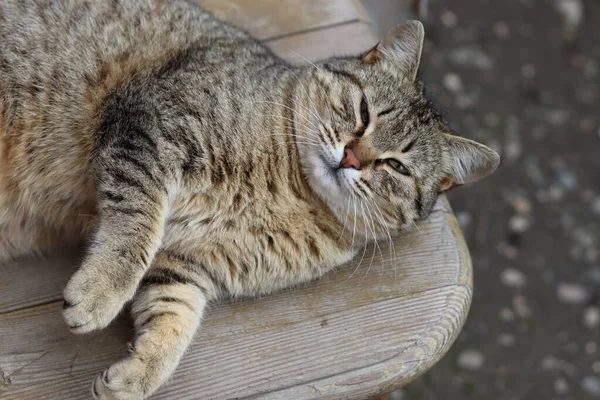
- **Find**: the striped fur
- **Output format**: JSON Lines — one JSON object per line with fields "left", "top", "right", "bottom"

{"left": 0, "top": 1, "right": 499, "bottom": 398}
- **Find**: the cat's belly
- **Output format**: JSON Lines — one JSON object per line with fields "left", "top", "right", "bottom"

{"left": 164, "top": 193, "right": 355, "bottom": 296}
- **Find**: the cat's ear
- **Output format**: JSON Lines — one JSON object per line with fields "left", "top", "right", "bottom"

{"left": 362, "top": 20, "right": 425, "bottom": 81}
{"left": 440, "top": 134, "right": 501, "bottom": 191}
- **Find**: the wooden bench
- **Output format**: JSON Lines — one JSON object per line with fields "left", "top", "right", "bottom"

{"left": 0, "top": 1, "right": 472, "bottom": 399}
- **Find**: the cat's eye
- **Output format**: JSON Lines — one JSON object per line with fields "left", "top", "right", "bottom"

{"left": 360, "top": 96, "right": 369, "bottom": 128}
{"left": 385, "top": 158, "right": 410, "bottom": 175}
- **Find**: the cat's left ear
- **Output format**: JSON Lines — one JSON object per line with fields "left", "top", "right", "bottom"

{"left": 440, "top": 134, "right": 501, "bottom": 191}
{"left": 362, "top": 20, "right": 424, "bottom": 81}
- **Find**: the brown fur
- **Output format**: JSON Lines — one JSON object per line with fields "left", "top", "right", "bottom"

{"left": 0, "top": 2, "right": 499, "bottom": 398}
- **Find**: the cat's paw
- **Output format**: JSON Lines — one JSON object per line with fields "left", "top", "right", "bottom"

{"left": 62, "top": 263, "right": 133, "bottom": 333}
{"left": 91, "top": 357, "right": 153, "bottom": 400}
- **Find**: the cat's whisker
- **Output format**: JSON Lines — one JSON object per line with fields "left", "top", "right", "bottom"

{"left": 364, "top": 201, "right": 384, "bottom": 260}
{"left": 288, "top": 50, "right": 322, "bottom": 73}
{"left": 252, "top": 100, "right": 316, "bottom": 128}
{"left": 266, "top": 107, "right": 321, "bottom": 132}
{"left": 371, "top": 200, "right": 397, "bottom": 284}
{"left": 350, "top": 192, "right": 358, "bottom": 250}
{"left": 360, "top": 202, "right": 382, "bottom": 284}
{"left": 268, "top": 114, "right": 321, "bottom": 139}
{"left": 269, "top": 134, "right": 322, "bottom": 147}
{"left": 286, "top": 96, "right": 325, "bottom": 128}
{"left": 347, "top": 199, "right": 369, "bottom": 280}
{"left": 337, "top": 195, "right": 352, "bottom": 242}
{"left": 358, "top": 200, "right": 377, "bottom": 284}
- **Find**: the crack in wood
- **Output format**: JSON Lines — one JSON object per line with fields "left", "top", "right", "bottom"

{"left": 0, "top": 364, "right": 10, "bottom": 388}
{"left": 2, "top": 350, "right": 52, "bottom": 384}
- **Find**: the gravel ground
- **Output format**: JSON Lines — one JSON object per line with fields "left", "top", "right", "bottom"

{"left": 391, "top": 0, "right": 600, "bottom": 398}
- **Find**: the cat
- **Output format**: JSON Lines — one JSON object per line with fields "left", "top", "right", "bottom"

{"left": 0, "top": 0, "right": 500, "bottom": 398}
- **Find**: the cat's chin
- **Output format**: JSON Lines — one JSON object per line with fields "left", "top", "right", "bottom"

{"left": 306, "top": 154, "right": 360, "bottom": 209}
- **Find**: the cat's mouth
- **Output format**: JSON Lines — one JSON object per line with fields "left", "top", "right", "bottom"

{"left": 318, "top": 152, "right": 344, "bottom": 189}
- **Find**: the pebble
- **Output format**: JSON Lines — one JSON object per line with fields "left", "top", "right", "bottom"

{"left": 540, "top": 356, "right": 577, "bottom": 375}
{"left": 581, "top": 118, "right": 596, "bottom": 133}
{"left": 497, "top": 242, "right": 519, "bottom": 259}
{"left": 511, "top": 195, "right": 532, "bottom": 215}
{"left": 555, "top": 0, "right": 584, "bottom": 32}
{"left": 541, "top": 356, "right": 561, "bottom": 371}
{"left": 521, "top": 64, "right": 536, "bottom": 79}
{"left": 547, "top": 109, "right": 570, "bottom": 126}
{"left": 525, "top": 157, "right": 545, "bottom": 185}
{"left": 504, "top": 137, "right": 522, "bottom": 161}
{"left": 593, "top": 361, "right": 600, "bottom": 374}
{"left": 500, "top": 307, "right": 515, "bottom": 322}
{"left": 494, "top": 21, "right": 510, "bottom": 39}
{"left": 584, "top": 307, "right": 600, "bottom": 329}
{"left": 441, "top": 10, "right": 458, "bottom": 28}
{"left": 557, "top": 283, "right": 589, "bottom": 305}
{"left": 586, "top": 342, "right": 598, "bottom": 354}
{"left": 501, "top": 268, "right": 527, "bottom": 288}
{"left": 443, "top": 73, "right": 463, "bottom": 92}
{"left": 557, "top": 168, "right": 577, "bottom": 191}
{"left": 582, "top": 376, "right": 600, "bottom": 396}
{"left": 509, "top": 215, "right": 530, "bottom": 233}
{"left": 513, "top": 294, "right": 531, "bottom": 318}
{"left": 498, "top": 333, "right": 516, "bottom": 347}
{"left": 549, "top": 184, "right": 566, "bottom": 202}
{"left": 457, "top": 349, "right": 485, "bottom": 370}
{"left": 554, "top": 377, "right": 570, "bottom": 394}
{"left": 456, "top": 211, "right": 473, "bottom": 230}
{"left": 449, "top": 46, "right": 495, "bottom": 70}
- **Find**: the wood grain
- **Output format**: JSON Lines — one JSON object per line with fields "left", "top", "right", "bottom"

{"left": 266, "top": 22, "right": 377, "bottom": 64}
{"left": 0, "top": 196, "right": 472, "bottom": 399}
{"left": 197, "top": 0, "right": 366, "bottom": 40}
{"left": 0, "top": 1, "right": 473, "bottom": 398}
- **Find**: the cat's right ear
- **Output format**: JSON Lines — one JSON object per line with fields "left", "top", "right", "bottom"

{"left": 362, "top": 20, "right": 425, "bottom": 81}
{"left": 440, "top": 134, "right": 501, "bottom": 192}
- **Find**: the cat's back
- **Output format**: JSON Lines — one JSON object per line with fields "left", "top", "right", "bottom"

{"left": 0, "top": 0, "right": 223, "bottom": 133}
{"left": 0, "top": 0, "right": 238, "bottom": 227}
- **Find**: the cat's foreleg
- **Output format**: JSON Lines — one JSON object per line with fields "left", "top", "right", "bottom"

{"left": 63, "top": 134, "right": 177, "bottom": 333}
{"left": 91, "top": 251, "right": 216, "bottom": 400}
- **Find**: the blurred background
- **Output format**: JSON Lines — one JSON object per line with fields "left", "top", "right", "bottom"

{"left": 362, "top": 0, "right": 600, "bottom": 398}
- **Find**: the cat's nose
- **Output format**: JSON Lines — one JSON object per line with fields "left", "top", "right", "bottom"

{"left": 340, "top": 147, "right": 361, "bottom": 170}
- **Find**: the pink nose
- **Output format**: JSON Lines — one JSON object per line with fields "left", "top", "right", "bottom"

{"left": 340, "top": 147, "right": 361, "bottom": 170}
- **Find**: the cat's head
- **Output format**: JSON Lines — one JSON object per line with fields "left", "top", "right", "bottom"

{"left": 295, "top": 21, "right": 500, "bottom": 237}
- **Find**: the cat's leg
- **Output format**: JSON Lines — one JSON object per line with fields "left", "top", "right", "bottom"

{"left": 62, "top": 131, "right": 177, "bottom": 333}
{"left": 91, "top": 251, "right": 216, "bottom": 400}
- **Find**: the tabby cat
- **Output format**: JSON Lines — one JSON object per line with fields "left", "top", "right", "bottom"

{"left": 0, "top": 0, "right": 499, "bottom": 398}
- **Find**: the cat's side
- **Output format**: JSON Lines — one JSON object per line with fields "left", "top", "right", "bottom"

{"left": 0, "top": 1, "right": 499, "bottom": 398}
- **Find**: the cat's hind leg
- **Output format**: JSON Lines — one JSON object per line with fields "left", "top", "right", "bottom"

{"left": 91, "top": 251, "right": 217, "bottom": 400}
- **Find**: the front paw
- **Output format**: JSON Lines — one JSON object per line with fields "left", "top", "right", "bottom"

{"left": 62, "top": 265, "right": 133, "bottom": 333}
{"left": 92, "top": 357, "right": 152, "bottom": 400}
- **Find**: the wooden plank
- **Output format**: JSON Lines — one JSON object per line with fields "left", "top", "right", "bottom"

{"left": 358, "top": 0, "right": 427, "bottom": 38}
{"left": 197, "top": 0, "right": 366, "bottom": 41}
{"left": 266, "top": 21, "right": 378, "bottom": 63}
{"left": 0, "top": 250, "right": 80, "bottom": 314}
{"left": 0, "top": 196, "right": 472, "bottom": 399}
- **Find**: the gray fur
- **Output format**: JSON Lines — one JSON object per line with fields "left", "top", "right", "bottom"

{"left": 0, "top": 1, "right": 499, "bottom": 398}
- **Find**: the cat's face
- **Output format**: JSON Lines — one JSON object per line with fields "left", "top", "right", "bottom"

{"left": 296, "top": 21, "right": 499, "bottom": 238}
